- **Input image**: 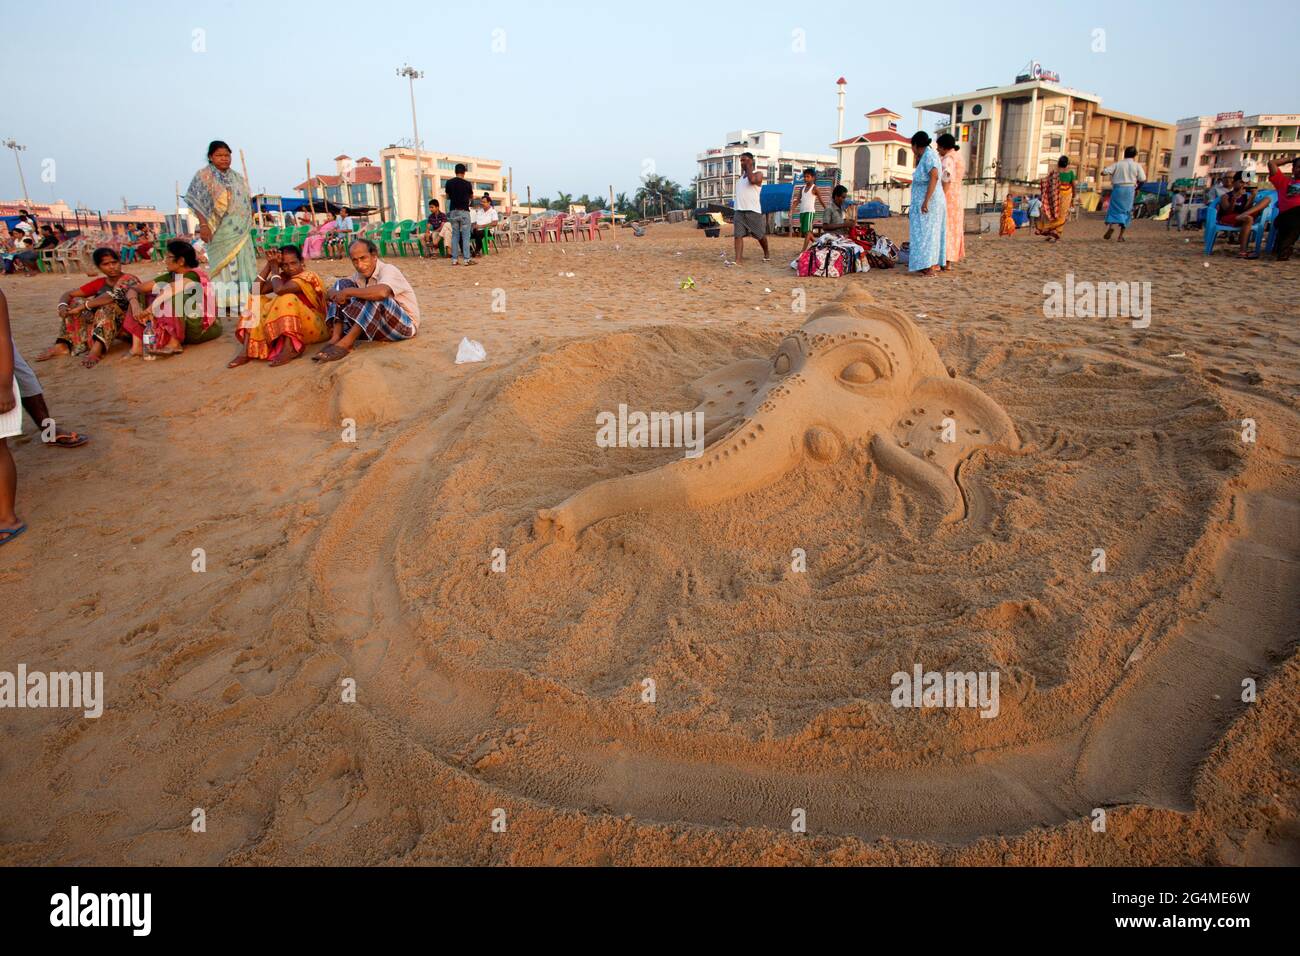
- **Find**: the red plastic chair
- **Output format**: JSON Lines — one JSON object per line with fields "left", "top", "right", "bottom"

{"left": 541, "top": 216, "right": 563, "bottom": 243}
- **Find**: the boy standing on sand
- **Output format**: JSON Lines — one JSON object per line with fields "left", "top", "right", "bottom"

{"left": 732, "top": 152, "right": 769, "bottom": 264}
{"left": 797, "top": 168, "right": 823, "bottom": 253}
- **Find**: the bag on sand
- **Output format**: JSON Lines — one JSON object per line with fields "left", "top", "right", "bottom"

{"left": 795, "top": 239, "right": 863, "bottom": 278}
{"left": 455, "top": 337, "right": 486, "bottom": 364}
{"left": 866, "top": 235, "right": 900, "bottom": 269}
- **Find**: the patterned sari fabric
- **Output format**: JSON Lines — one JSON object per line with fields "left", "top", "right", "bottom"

{"left": 58, "top": 274, "right": 140, "bottom": 354}
{"left": 238, "top": 270, "right": 330, "bottom": 360}
{"left": 1036, "top": 170, "right": 1074, "bottom": 239}
{"left": 940, "top": 150, "right": 966, "bottom": 263}
{"left": 123, "top": 270, "right": 222, "bottom": 350}
{"left": 185, "top": 163, "right": 256, "bottom": 313}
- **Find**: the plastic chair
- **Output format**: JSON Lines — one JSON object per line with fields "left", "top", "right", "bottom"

{"left": 1204, "top": 189, "right": 1276, "bottom": 256}
{"left": 540, "top": 215, "right": 563, "bottom": 243}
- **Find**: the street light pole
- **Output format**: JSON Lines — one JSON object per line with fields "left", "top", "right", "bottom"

{"left": 396, "top": 65, "right": 425, "bottom": 221}
{"left": 3, "top": 139, "right": 31, "bottom": 206}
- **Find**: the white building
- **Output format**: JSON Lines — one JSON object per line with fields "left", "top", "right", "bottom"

{"left": 695, "top": 130, "right": 836, "bottom": 207}
{"left": 831, "top": 107, "right": 915, "bottom": 194}
{"left": 1172, "top": 112, "right": 1300, "bottom": 186}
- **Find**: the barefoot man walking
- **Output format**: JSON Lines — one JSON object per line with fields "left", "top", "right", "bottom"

{"left": 733, "top": 151, "right": 769, "bottom": 264}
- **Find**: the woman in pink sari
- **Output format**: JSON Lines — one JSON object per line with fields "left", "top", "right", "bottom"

{"left": 937, "top": 133, "right": 965, "bottom": 269}
{"left": 301, "top": 218, "right": 339, "bottom": 260}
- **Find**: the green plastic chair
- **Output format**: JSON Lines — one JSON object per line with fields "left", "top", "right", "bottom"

{"left": 375, "top": 221, "right": 399, "bottom": 256}
{"left": 151, "top": 234, "right": 173, "bottom": 261}
{"left": 262, "top": 226, "right": 282, "bottom": 253}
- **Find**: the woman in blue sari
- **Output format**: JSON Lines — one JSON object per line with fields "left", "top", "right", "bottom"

{"left": 185, "top": 140, "right": 255, "bottom": 318}
{"left": 908, "top": 131, "right": 946, "bottom": 276}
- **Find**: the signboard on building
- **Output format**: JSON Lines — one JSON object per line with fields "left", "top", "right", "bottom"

{"left": 1017, "top": 60, "right": 1060, "bottom": 83}
{"left": 1216, "top": 111, "right": 1244, "bottom": 123}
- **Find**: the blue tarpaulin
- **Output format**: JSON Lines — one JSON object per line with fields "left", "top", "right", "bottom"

{"left": 760, "top": 183, "right": 793, "bottom": 214}
{"left": 856, "top": 200, "right": 891, "bottom": 219}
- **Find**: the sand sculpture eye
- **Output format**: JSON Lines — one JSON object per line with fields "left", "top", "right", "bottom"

{"left": 840, "top": 360, "right": 879, "bottom": 384}
{"left": 773, "top": 353, "right": 792, "bottom": 374}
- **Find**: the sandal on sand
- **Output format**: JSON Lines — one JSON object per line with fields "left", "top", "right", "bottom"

{"left": 312, "top": 344, "right": 350, "bottom": 363}
{"left": 50, "top": 431, "right": 89, "bottom": 448}
{"left": 0, "top": 524, "right": 27, "bottom": 547}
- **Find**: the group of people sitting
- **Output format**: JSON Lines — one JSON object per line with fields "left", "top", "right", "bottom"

{"left": 33, "top": 237, "right": 421, "bottom": 370}
{"left": 2, "top": 212, "right": 160, "bottom": 275}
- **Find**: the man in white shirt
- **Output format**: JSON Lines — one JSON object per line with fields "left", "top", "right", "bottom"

{"left": 315, "top": 238, "right": 419, "bottom": 362}
{"left": 1102, "top": 146, "right": 1147, "bottom": 242}
{"left": 470, "top": 194, "right": 499, "bottom": 255}
{"left": 732, "top": 151, "right": 769, "bottom": 263}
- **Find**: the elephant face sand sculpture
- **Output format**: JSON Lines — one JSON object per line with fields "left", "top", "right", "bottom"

{"left": 535, "top": 286, "right": 1019, "bottom": 540}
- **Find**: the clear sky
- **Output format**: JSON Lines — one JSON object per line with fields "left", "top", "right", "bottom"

{"left": 2, "top": 0, "right": 1291, "bottom": 211}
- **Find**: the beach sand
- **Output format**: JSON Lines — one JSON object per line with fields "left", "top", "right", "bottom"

{"left": 0, "top": 216, "right": 1296, "bottom": 865}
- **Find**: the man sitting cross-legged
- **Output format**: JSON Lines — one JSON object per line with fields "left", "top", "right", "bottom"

{"left": 314, "top": 238, "right": 420, "bottom": 363}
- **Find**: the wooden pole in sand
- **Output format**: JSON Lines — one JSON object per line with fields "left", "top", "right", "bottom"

{"left": 240, "top": 149, "right": 263, "bottom": 232}
{"left": 305, "top": 159, "right": 318, "bottom": 222}
{"left": 609, "top": 184, "right": 615, "bottom": 237}
{"left": 527, "top": 185, "right": 532, "bottom": 216}
{"left": 508, "top": 166, "right": 513, "bottom": 214}
{"left": 174, "top": 180, "right": 182, "bottom": 235}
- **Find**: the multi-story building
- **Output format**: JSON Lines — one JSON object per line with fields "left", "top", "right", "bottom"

{"left": 830, "top": 107, "right": 915, "bottom": 193}
{"left": 695, "top": 131, "right": 836, "bottom": 206}
{"left": 913, "top": 72, "right": 1173, "bottom": 190}
{"left": 1172, "top": 112, "right": 1300, "bottom": 186}
{"left": 294, "top": 154, "right": 384, "bottom": 215}
{"left": 378, "top": 146, "right": 513, "bottom": 222}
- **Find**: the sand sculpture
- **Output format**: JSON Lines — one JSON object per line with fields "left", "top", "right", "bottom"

{"left": 536, "top": 286, "right": 1020, "bottom": 539}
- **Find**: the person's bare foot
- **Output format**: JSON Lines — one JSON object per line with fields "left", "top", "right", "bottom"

{"left": 269, "top": 345, "right": 303, "bottom": 367}
{"left": 36, "top": 345, "right": 70, "bottom": 362}
{"left": 227, "top": 351, "right": 252, "bottom": 368}
{"left": 81, "top": 350, "right": 103, "bottom": 369}
{"left": 1103, "top": 226, "right": 1114, "bottom": 240}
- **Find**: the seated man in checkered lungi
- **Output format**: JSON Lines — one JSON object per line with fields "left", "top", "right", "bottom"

{"left": 314, "top": 238, "right": 420, "bottom": 363}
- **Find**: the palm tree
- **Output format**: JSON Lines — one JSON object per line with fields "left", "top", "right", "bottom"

{"left": 552, "top": 191, "right": 574, "bottom": 212}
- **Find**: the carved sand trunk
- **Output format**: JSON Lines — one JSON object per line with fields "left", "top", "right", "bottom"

{"left": 534, "top": 412, "right": 803, "bottom": 541}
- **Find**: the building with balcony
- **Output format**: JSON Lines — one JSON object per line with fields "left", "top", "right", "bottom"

{"left": 913, "top": 73, "right": 1173, "bottom": 190}
{"left": 378, "top": 146, "right": 513, "bottom": 222}
{"left": 1172, "top": 112, "right": 1300, "bottom": 186}
{"left": 695, "top": 130, "right": 836, "bottom": 207}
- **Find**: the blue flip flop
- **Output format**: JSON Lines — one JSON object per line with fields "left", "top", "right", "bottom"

{"left": 0, "top": 524, "right": 27, "bottom": 547}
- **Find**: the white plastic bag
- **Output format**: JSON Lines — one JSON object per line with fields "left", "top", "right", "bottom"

{"left": 455, "top": 337, "right": 486, "bottom": 364}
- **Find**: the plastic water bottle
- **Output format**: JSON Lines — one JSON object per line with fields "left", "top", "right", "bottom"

{"left": 142, "top": 318, "right": 156, "bottom": 361}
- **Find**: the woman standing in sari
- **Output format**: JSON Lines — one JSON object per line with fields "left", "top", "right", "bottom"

{"left": 229, "top": 245, "right": 329, "bottom": 368}
{"left": 185, "top": 141, "right": 255, "bottom": 317}
{"left": 999, "top": 195, "right": 1016, "bottom": 236}
{"left": 1036, "top": 156, "right": 1076, "bottom": 242}
{"left": 936, "top": 133, "right": 965, "bottom": 267}
{"left": 37, "top": 247, "right": 141, "bottom": 368}
{"left": 907, "top": 131, "right": 946, "bottom": 276}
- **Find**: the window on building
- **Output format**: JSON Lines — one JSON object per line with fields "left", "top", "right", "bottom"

{"left": 1070, "top": 110, "right": 1084, "bottom": 128}
{"left": 1103, "top": 144, "right": 1117, "bottom": 160}
{"left": 1203, "top": 132, "right": 1213, "bottom": 143}
{"left": 1182, "top": 133, "right": 1192, "bottom": 145}
{"left": 1041, "top": 133, "right": 1063, "bottom": 151}
{"left": 1086, "top": 141, "right": 1100, "bottom": 159}
{"left": 897, "top": 148, "right": 908, "bottom": 166}
{"left": 475, "top": 182, "right": 495, "bottom": 193}
{"left": 350, "top": 185, "right": 367, "bottom": 203}
{"left": 1043, "top": 105, "right": 1065, "bottom": 124}
{"left": 326, "top": 186, "right": 342, "bottom": 202}
{"left": 1067, "top": 139, "right": 1082, "bottom": 157}
{"left": 1137, "top": 151, "right": 1149, "bottom": 166}
{"left": 1256, "top": 128, "right": 1274, "bottom": 142}
{"left": 1199, "top": 154, "right": 1210, "bottom": 165}
{"left": 1160, "top": 150, "right": 1171, "bottom": 168}
{"left": 724, "top": 158, "right": 733, "bottom": 174}
{"left": 1179, "top": 156, "right": 1189, "bottom": 167}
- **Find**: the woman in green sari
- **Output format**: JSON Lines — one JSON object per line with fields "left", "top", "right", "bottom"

{"left": 185, "top": 140, "right": 255, "bottom": 317}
